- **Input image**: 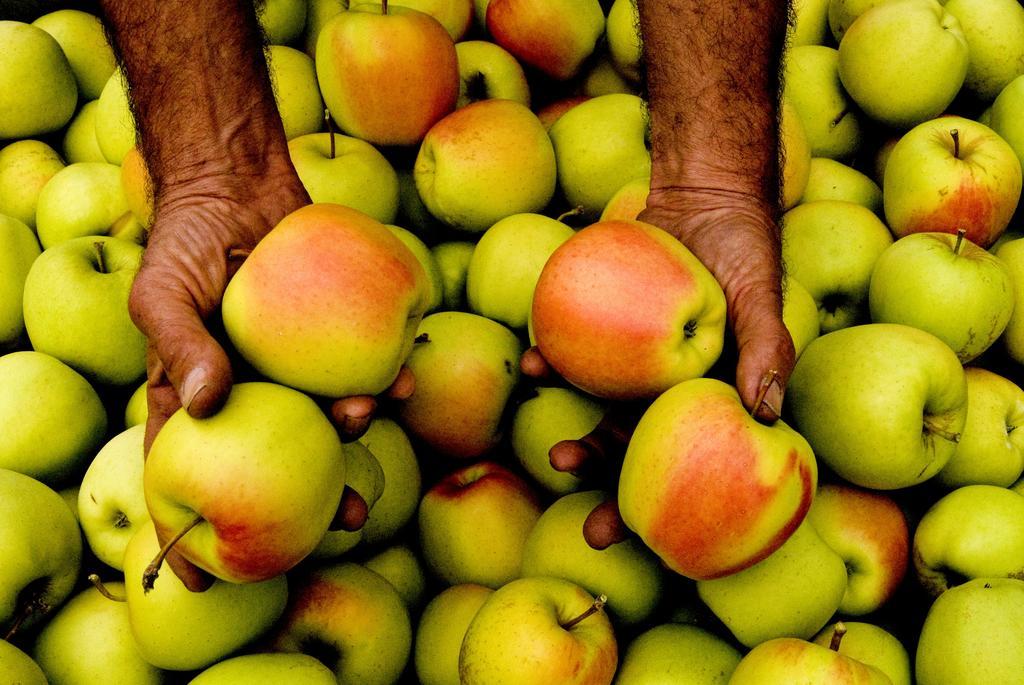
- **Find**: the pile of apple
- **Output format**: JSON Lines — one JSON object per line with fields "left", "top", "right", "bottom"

{"left": 3, "top": 0, "right": 1024, "bottom": 683}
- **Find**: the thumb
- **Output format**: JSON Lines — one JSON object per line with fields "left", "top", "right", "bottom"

{"left": 731, "top": 284, "right": 795, "bottom": 423}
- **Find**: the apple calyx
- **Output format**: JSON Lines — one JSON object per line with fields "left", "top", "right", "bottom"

{"left": 830, "top": 108, "right": 850, "bottom": 130}
{"left": 950, "top": 128, "right": 960, "bottom": 159}
{"left": 87, "top": 574, "right": 127, "bottom": 602}
{"left": 952, "top": 228, "right": 966, "bottom": 257}
{"left": 828, "top": 621, "right": 847, "bottom": 651}
{"left": 560, "top": 594, "right": 608, "bottom": 630}
{"left": 324, "top": 108, "right": 336, "bottom": 160}
{"left": 381, "top": 0, "right": 388, "bottom": 14}
{"left": 93, "top": 241, "right": 107, "bottom": 274}
{"left": 142, "top": 513, "right": 205, "bottom": 593}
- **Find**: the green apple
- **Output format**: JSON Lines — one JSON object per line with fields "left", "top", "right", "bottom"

{"left": 190, "top": 654, "right": 335, "bottom": 685}
{"left": 521, "top": 490, "right": 664, "bottom": 625}
{"left": 788, "top": 323, "right": 967, "bottom": 489}
{"left": 415, "top": 584, "right": 493, "bottom": 685}
{"left": 729, "top": 636, "right": 892, "bottom": 684}
{"left": 789, "top": 0, "right": 831, "bottom": 46}
{"left": 77, "top": 425, "right": 149, "bottom": 571}
{"left": 995, "top": 236, "right": 1024, "bottom": 363}
{"left": 363, "top": 545, "right": 426, "bottom": 608}
{"left": 0, "top": 214, "right": 40, "bottom": 350}
{"left": 782, "top": 46, "right": 862, "bottom": 160}
{"left": 614, "top": 624, "right": 742, "bottom": 685}
{"left": 800, "top": 157, "right": 883, "bottom": 215}
{"left": 0, "top": 468, "right": 81, "bottom": 637}
{"left": 813, "top": 622, "right": 912, "bottom": 685}
{"left": 939, "top": 368, "right": 1024, "bottom": 487}
{"left": 257, "top": 0, "right": 307, "bottom": 45}
{"left": 945, "top": 0, "right": 1024, "bottom": 102}
{"left": 828, "top": 0, "right": 887, "bottom": 42}
{"left": 548, "top": 94, "right": 651, "bottom": 216}
{"left": 35, "top": 162, "right": 130, "bottom": 249}
{"left": 913, "top": 484, "right": 1024, "bottom": 595}
{"left": 0, "top": 352, "right": 106, "bottom": 485}
{"left": 782, "top": 275, "right": 820, "bottom": 359}
{"left": 267, "top": 45, "right": 323, "bottom": 140}
{"left": 32, "top": 9, "right": 115, "bottom": 100}
{"left": 466, "top": 213, "right": 574, "bottom": 329}
{"left": 418, "top": 461, "right": 541, "bottom": 587}
{"left": 94, "top": 70, "right": 136, "bottom": 165}
{"left": 393, "top": 0, "right": 474, "bottom": 41}
{"left": 459, "top": 576, "right": 618, "bottom": 685}
{"left": 781, "top": 200, "right": 893, "bottom": 333}
{"left": 124, "top": 380, "right": 147, "bottom": 428}
{"left": 916, "top": 578, "right": 1024, "bottom": 685}
{"left": 0, "top": 640, "right": 46, "bottom": 685}
{"left": 287, "top": 132, "right": 400, "bottom": 223}
{"left": 123, "top": 522, "right": 288, "bottom": 671}
{"left": 0, "top": 21, "right": 77, "bottom": 139}
{"left": 357, "top": 417, "right": 422, "bottom": 545}
{"left": 990, "top": 76, "right": 1024, "bottom": 170}
{"left": 62, "top": 100, "right": 106, "bottom": 163}
{"left": 303, "top": 0, "right": 348, "bottom": 56}
{"left": 0, "top": 139, "right": 65, "bottom": 229}
{"left": 582, "top": 56, "right": 638, "bottom": 98}
{"left": 838, "top": 0, "right": 968, "bottom": 129}
{"left": 32, "top": 582, "right": 163, "bottom": 685}
{"left": 387, "top": 224, "right": 443, "bottom": 312}
{"left": 310, "top": 441, "right": 384, "bottom": 559}
{"left": 23, "top": 235, "right": 147, "bottom": 385}
{"left": 432, "top": 240, "right": 474, "bottom": 310}
{"left": 781, "top": 98, "right": 812, "bottom": 210}
{"left": 271, "top": 562, "right": 413, "bottom": 685}
{"left": 454, "top": 40, "right": 530, "bottom": 108}
{"left": 606, "top": 0, "right": 641, "bottom": 81}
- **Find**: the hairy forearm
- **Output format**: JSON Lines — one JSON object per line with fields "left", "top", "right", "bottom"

{"left": 99, "top": 0, "right": 294, "bottom": 200}
{"left": 638, "top": 0, "right": 788, "bottom": 213}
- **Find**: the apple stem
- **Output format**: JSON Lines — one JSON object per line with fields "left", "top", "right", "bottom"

{"left": 94, "top": 241, "right": 107, "bottom": 274}
{"left": 325, "top": 108, "right": 336, "bottom": 160}
{"left": 2, "top": 594, "right": 46, "bottom": 641}
{"left": 923, "top": 418, "right": 961, "bottom": 444}
{"left": 88, "top": 574, "right": 127, "bottom": 602}
{"left": 829, "top": 622, "right": 847, "bottom": 651}
{"left": 829, "top": 108, "right": 849, "bottom": 130}
{"left": 142, "top": 514, "right": 204, "bottom": 593}
{"left": 951, "top": 129, "right": 960, "bottom": 159}
{"left": 560, "top": 594, "right": 608, "bottom": 630}
{"left": 382, "top": 0, "right": 388, "bottom": 14}
{"left": 953, "top": 228, "right": 966, "bottom": 256}
{"left": 556, "top": 206, "right": 585, "bottom": 224}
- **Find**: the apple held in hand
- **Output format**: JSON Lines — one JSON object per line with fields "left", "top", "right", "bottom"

{"left": 619, "top": 378, "right": 817, "bottom": 581}
{"left": 144, "top": 382, "right": 346, "bottom": 584}
{"left": 222, "top": 203, "right": 429, "bottom": 398}
{"left": 532, "top": 220, "right": 726, "bottom": 400}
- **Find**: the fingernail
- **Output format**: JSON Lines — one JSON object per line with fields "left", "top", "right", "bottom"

{"left": 182, "top": 369, "right": 207, "bottom": 415}
{"left": 752, "top": 369, "right": 783, "bottom": 422}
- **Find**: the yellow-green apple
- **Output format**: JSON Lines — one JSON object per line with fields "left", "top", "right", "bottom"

{"left": 913, "top": 484, "right": 1024, "bottom": 595}
{"left": 63, "top": 100, "right": 106, "bottom": 164}
{"left": 872, "top": 135, "right": 899, "bottom": 187}
{"left": 615, "top": 624, "right": 741, "bottom": 685}
{"left": 303, "top": 0, "right": 348, "bottom": 56}
{"left": 945, "top": 0, "right": 1024, "bottom": 102}
{"left": 787, "top": 323, "right": 967, "bottom": 489}
{"left": 606, "top": 0, "right": 641, "bottom": 82}
{"left": 222, "top": 203, "right": 429, "bottom": 398}
{"left": 357, "top": 418, "right": 422, "bottom": 544}
{"left": 0, "top": 215, "right": 40, "bottom": 350}
{"left": 619, "top": 378, "right": 817, "bottom": 581}
{"left": 800, "top": 158, "right": 883, "bottom": 215}
{"left": 869, "top": 232, "right": 1014, "bottom": 362}
{"left": 838, "top": 0, "right": 968, "bottom": 129}
{"left": 511, "top": 386, "right": 603, "bottom": 495}
{"left": 883, "top": 117, "right": 1022, "bottom": 248}
{"left": 395, "top": 167, "right": 444, "bottom": 237}
{"left": 459, "top": 576, "right": 617, "bottom": 685}
{"left": 600, "top": 176, "right": 649, "bottom": 222}
{"left": 0, "top": 468, "right": 81, "bottom": 636}
{"left": 990, "top": 76, "right": 1024, "bottom": 169}
{"left": 813, "top": 622, "right": 912, "bottom": 685}
{"left": 394, "top": 0, "right": 473, "bottom": 40}
{"left": 532, "top": 220, "right": 726, "bottom": 399}
{"left": 145, "top": 382, "right": 346, "bottom": 584}
{"left": 267, "top": 45, "right": 323, "bottom": 140}
{"left": 120, "top": 146, "right": 153, "bottom": 228}
{"left": 189, "top": 654, "right": 335, "bottom": 685}
{"left": 32, "top": 582, "right": 163, "bottom": 685}
{"left": 536, "top": 95, "right": 590, "bottom": 131}
{"left": 0, "top": 641, "right": 47, "bottom": 685}
{"left": 781, "top": 200, "right": 893, "bottom": 333}
{"left": 415, "top": 584, "right": 493, "bottom": 685}
{"left": 582, "top": 56, "right": 638, "bottom": 98}
{"left": 414, "top": 98, "right": 556, "bottom": 232}
{"left": 454, "top": 40, "right": 530, "bottom": 109}
{"left": 828, "top": 0, "right": 887, "bottom": 42}
{"left": 32, "top": 9, "right": 115, "bottom": 100}
{"left": 287, "top": 132, "right": 399, "bottom": 224}
{"left": 0, "top": 139, "right": 65, "bottom": 229}
{"left": 316, "top": 4, "right": 458, "bottom": 146}
{"left": 386, "top": 224, "right": 443, "bottom": 312}
{"left": 782, "top": 276, "right": 821, "bottom": 359}
{"left": 432, "top": 240, "right": 474, "bottom": 310}
{"left": 124, "top": 380, "right": 147, "bottom": 427}
{"left": 789, "top": 0, "right": 831, "bottom": 46}
{"left": 697, "top": 520, "right": 847, "bottom": 647}
{"left": 308, "top": 441, "right": 383, "bottom": 560}
{"left": 95, "top": 70, "right": 136, "bottom": 165}
{"left": 548, "top": 94, "right": 652, "bottom": 216}
{"left": 729, "top": 636, "right": 893, "bottom": 684}
{"left": 23, "top": 235, "right": 147, "bottom": 385}
{"left": 77, "top": 425, "right": 148, "bottom": 571}
{"left": 0, "top": 352, "right": 106, "bottom": 485}
{"left": 271, "top": 562, "right": 413, "bottom": 685}
{"left": 418, "top": 461, "right": 541, "bottom": 587}
{"left": 781, "top": 98, "right": 812, "bottom": 210}
{"left": 806, "top": 484, "right": 909, "bottom": 615}
{"left": 782, "top": 46, "right": 862, "bottom": 160}
{"left": 257, "top": 0, "right": 307, "bottom": 44}
{"left": 521, "top": 490, "right": 664, "bottom": 625}
{"left": 485, "top": 0, "right": 604, "bottom": 81}
{"left": 35, "top": 162, "right": 130, "bottom": 249}
{"left": 995, "top": 236, "right": 1024, "bottom": 363}
{"left": 362, "top": 545, "right": 426, "bottom": 608}
{"left": 123, "top": 522, "right": 288, "bottom": 671}
{"left": 466, "top": 213, "right": 574, "bottom": 329}
{"left": 0, "top": 21, "right": 77, "bottom": 139}
{"left": 397, "top": 312, "right": 521, "bottom": 458}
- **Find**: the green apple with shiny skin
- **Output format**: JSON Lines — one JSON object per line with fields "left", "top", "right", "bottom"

{"left": 257, "top": 0, "right": 307, "bottom": 44}
{"left": 357, "top": 417, "right": 422, "bottom": 545}
{"left": 363, "top": 545, "right": 426, "bottom": 608}
{"left": 995, "top": 236, "right": 1024, "bottom": 363}
{"left": 190, "top": 654, "right": 334, "bottom": 685}
{"left": 63, "top": 100, "right": 106, "bottom": 163}
{"left": 782, "top": 46, "right": 862, "bottom": 160}
{"left": 944, "top": 0, "right": 1024, "bottom": 102}
{"left": 35, "top": 162, "right": 130, "bottom": 249}
{"left": 729, "top": 636, "right": 892, "bottom": 684}
{"left": 614, "top": 624, "right": 741, "bottom": 685}
{"left": 267, "top": 45, "right": 323, "bottom": 140}
{"left": 782, "top": 276, "right": 820, "bottom": 359}
{"left": 387, "top": 224, "right": 443, "bottom": 312}
{"left": 990, "top": 76, "right": 1024, "bottom": 170}
{"left": 0, "top": 139, "right": 65, "bottom": 229}
{"left": 95, "top": 70, "right": 136, "bottom": 165}
{"left": 32, "top": 9, "right": 116, "bottom": 100}
{"left": 432, "top": 240, "right": 474, "bottom": 310}
{"left": 124, "top": 380, "right": 147, "bottom": 427}
{"left": 0, "top": 640, "right": 47, "bottom": 685}
{"left": 813, "top": 622, "right": 912, "bottom": 685}
{"left": 0, "top": 21, "right": 77, "bottom": 139}
{"left": 415, "top": 584, "right": 493, "bottom": 685}
{"left": 606, "top": 0, "right": 641, "bottom": 81}
{"left": 828, "top": 0, "right": 886, "bottom": 42}
{"left": 0, "top": 215, "right": 40, "bottom": 350}
{"left": 788, "top": 0, "right": 831, "bottom": 46}
{"left": 800, "top": 158, "right": 883, "bottom": 215}
{"left": 455, "top": 40, "right": 529, "bottom": 108}
{"left": 788, "top": 323, "right": 967, "bottom": 489}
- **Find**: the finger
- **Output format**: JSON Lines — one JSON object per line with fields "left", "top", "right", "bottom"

{"left": 731, "top": 286, "right": 796, "bottom": 423}
{"left": 519, "top": 346, "right": 554, "bottom": 380}
{"left": 549, "top": 439, "right": 598, "bottom": 477}
{"left": 582, "top": 499, "right": 630, "bottom": 550}
{"left": 384, "top": 366, "right": 415, "bottom": 400}
{"left": 329, "top": 486, "right": 369, "bottom": 532}
{"left": 330, "top": 395, "right": 377, "bottom": 442}
{"left": 164, "top": 547, "right": 215, "bottom": 592}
